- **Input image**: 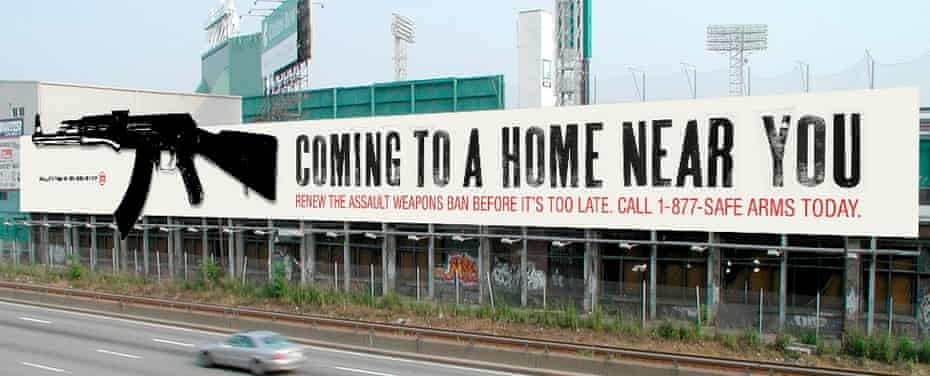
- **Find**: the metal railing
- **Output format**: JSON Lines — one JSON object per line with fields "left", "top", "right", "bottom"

{"left": 0, "top": 280, "right": 893, "bottom": 376}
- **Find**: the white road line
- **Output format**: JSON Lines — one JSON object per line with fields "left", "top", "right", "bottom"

{"left": 96, "top": 349, "right": 142, "bottom": 359}
{"left": 334, "top": 366, "right": 395, "bottom": 376}
{"left": 152, "top": 338, "right": 194, "bottom": 347}
{"left": 0, "top": 300, "right": 521, "bottom": 375}
{"left": 306, "top": 345, "right": 527, "bottom": 376}
{"left": 19, "top": 316, "right": 52, "bottom": 324}
{"left": 0, "top": 300, "right": 224, "bottom": 338}
{"left": 22, "top": 362, "right": 68, "bottom": 373}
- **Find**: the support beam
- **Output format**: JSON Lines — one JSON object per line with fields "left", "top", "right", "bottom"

{"left": 306, "top": 222, "right": 316, "bottom": 283}
{"left": 64, "top": 215, "right": 71, "bottom": 256}
{"left": 267, "top": 218, "right": 274, "bottom": 281}
{"left": 649, "top": 230, "right": 658, "bottom": 320}
{"left": 477, "top": 226, "right": 491, "bottom": 305}
{"left": 584, "top": 229, "right": 601, "bottom": 312}
{"left": 26, "top": 215, "right": 34, "bottom": 265}
{"left": 778, "top": 234, "right": 788, "bottom": 330}
{"left": 299, "top": 221, "right": 307, "bottom": 284}
{"left": 201, "top": 218, "right": 208, "bottom": 264}
{"left": 867, "top": 238, "right": 877, "bottom": 335}
{"left": 706, "top": 232, "right": 721, "bottom": 323}
{"left": 343, "top": 222, "right": 351, "bottom": 292}
{"left": 141, "top": 217, "right": 148, "bottom": 275}
{"left": 382, "top": 223, "right": 397, "bottom": 295}
{"left": 111, "top": 224, "right": 119, "bottom": 273}
{"left": 520, "top": 226, "right": 528, "bottom": 307}
{"left": 844, "top": 238, "right": 863, "bottom": 333}
{"left": 427, "top": 224, "right": 435, "bottom": 299}
{"left": 227, "top": 218, "right": 235, "bottom": 277}
{"left": 41, "top": 214, "right": 49, "bottom": 265}
{"left": 91, "top": 216, "right": 98, "bottom": 272}
{"left": 917, "top": 244, "right": 930, "bottom": 337}
{"left": 167, "top": 217, "right": 174, "bottom": 277}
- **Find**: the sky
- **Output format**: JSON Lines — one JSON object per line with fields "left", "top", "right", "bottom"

{"left": 1, "top": 1, "right": 928, "bottom": 105}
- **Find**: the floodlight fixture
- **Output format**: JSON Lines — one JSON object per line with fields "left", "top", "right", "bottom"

{"left": 325, "top": 231, "right": 341, "bottom": 238}
{"left": 407, "top": 235, "right": 426, "bottom": 241}
{"left": 186, "top": 227, "right": 200, "bottom": 233}
{"left": 63, "top": 223, "right": 73, "bottom": 228}
{"left": 500, "top": 238, "right": 520, "bottom": 245}
{"left": 706, "top": 24, "right": 768, "bottom": 96}
{"left": 392, "top": 13, "right": 416, "bottom": 81}
{"left": 134, "top": 224, "right": 144, "bottom": 230}
{"left": 552, "top": 240, "right": 571, "bottom": 248}
{"left": 690, "top": 245, "right": 707, "bottom": 253}
{"left": 753, "top": 267, "right": 760, "bottom": 273}
{"left": 452, "top": 235, "right": 472, "bottom": 242}
{"left": 364, "top": 232, "right": 380, "bottom": 239}
{"left": 618, "top": 242, "right": 635, "bottom": 250}
{"left": 767, "top": 249, "right": 781, "bottom": 257}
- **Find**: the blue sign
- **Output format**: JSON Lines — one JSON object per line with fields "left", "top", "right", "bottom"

{"left": 0, "top": 118, "right": 23, "bottom": 137}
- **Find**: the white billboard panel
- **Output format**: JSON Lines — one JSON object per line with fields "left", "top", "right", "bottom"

{"left": 20, "top": 89, "right": 919, "bottom": 237}
{"left": 261, "top": 33, "right": 298, "bottom": 78}
{"left": 0, "top": 140, "right": 19, "bottom": 190}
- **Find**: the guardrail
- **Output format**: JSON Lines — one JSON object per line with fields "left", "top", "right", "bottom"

{"left": 0, "top": 280, "right": 893, "bottom": 376}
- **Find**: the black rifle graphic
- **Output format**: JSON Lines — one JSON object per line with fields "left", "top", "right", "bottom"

{"left": 32, "top": 111, "right": 277, "bottom": 239}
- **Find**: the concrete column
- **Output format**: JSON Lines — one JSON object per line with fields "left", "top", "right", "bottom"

{"left": 520, "top": 226, "right": 528, "bottom": 307}
{"left": 26, "top": 216, "right": 34, "bottom": 264}
{"left": 917, "top": 244, "right": 930, "bottom": 336}
{"left": 119, "top": 236, "right": 128, "bottom": 273}
{"left": 90, "top": 216, "right": 98, "bottom": 272}
{"left": 477, "top": 226, "right": 491, "bottom": 305}
{"left": 706, "top": 232, "right": 721, "bottom": 323}
{"left": 649, "top": 230, "right": 658, "bottom": 320}
{"left": 867, "top": 238, "right": 878, "bottom": 336}
{"left": 306, "top": 222, "right": 316, "bottom": 284}
{"left": 41, "top": 214, "right": 49, "bottom": 265}
{"left": 844, "top": 238, "right": 863, "bottom": 333}
{"left": 201, "top": 218, "right": 208, "bottom": 264}
{"left": 342, "top": 222, "right": 351, "bottom": 292}
{"left": 227, "top": 218, "right": 235, "bottom": 277}
{"left": 111, "top": 225, "right": 119, "bottom": 273}
{"left": 63, "top": 215, "right": 71, "bottom": 256}
{"left": 382, "top": 223, "right": 397, "bottom": 295}
{"left": 236, "top": 223, "right": 245, "bottom": 279}
{"left": 778, "top": 235, "right": 788, "bottom": 330}
{"left": 166, "top": 217, "right": 174, "bottom": 277}
{"left": 427, "top": 224, "right": 435, "bottom": 299}
{"left": 72, "top": 219, "right": 79, "bottom": 258}
{"left": 583, "top": 229, "right": 601, "bottom": 313}
{"left": 267, "top": 218, "right": 274, "bottom": 281}
{"left": 141, "top": 217, "right": 148, "bottom": 275}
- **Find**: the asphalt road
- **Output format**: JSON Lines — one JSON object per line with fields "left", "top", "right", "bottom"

{"left": 0, "top": 300, "right": 524, "bottom": 376}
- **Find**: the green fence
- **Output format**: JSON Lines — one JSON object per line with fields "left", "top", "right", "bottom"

{"left": 242, "top": 75, "right": 504, "bottom": 123}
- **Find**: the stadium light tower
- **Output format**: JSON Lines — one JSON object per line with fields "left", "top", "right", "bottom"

{"left": 392, "top": 13, "right": 415, "bottom": 81}
{"left": 706, "top": 24, "right": 767, "bottom": 96}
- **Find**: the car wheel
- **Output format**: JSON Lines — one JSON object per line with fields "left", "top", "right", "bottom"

{"left": 250, "top": 359, "right": 265, "bottom": 375}
{"left": 198, "top": 351, "right": 214, "bottom": 368}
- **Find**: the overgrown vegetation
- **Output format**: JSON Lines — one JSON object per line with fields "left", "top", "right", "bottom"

{"left": 0, "top": 262, "right": 928, "bottom": 369}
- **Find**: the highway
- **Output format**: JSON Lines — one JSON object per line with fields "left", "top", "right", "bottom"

{"left": 0, "top": 300, "right": 523, "bottom": 376}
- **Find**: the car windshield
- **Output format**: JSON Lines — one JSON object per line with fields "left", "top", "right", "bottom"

{"left": 260, "top": 334, "right": 291, "bottom": 347}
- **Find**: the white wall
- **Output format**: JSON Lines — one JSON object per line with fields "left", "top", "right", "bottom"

{"left": 517, "top": 10, "right": 555, "bottom": 109}
{"left": 34, "top": 82, "right": 242, "bottom": 132}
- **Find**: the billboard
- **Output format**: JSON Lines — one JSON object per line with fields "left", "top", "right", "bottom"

{"left": 20, "top": 89, "right": 919, "bottom": 237}
{"left": 0, "top": 118, "right": 23, "bottom": 137}
{"left": 261, "top": 0, "right": 299, "bottom": 77}
{"left": 0, "top": 118, "right": 22, "bottom": 191}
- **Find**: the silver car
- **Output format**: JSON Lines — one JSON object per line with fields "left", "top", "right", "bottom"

{"left": 198, "top": 331, "right": 305, "bottom": 375}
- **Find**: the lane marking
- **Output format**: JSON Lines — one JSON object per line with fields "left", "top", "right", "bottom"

{"left": 0, "top": 301, "right": 224, "bottom": 338}
{"left": 22, "top": 362, "right": 68, "bottom": 373}
{"left": 0, "top": 300, "right": 522, "bottom": 375}
{"left": 19, "top": 317, "right": 52, "bottom": 324}
{"left": 334, "top": 366, "right": 395, "bottom": 376}
{"left": 152, "top": 338, "right": 194, "bottom": 347}
{"left": 96, "top": 349, "right": 142, "bottom": 359}
{"left": 306, "top": 345, "right": 527, "bottom": 376}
